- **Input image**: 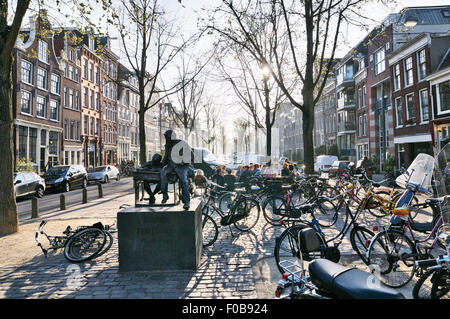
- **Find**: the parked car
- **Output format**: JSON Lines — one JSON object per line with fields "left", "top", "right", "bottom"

{"left": 87, "top": 165, "right": 120, "bottom": 183}
{"left": 314, "top": 155, "right": 338, "bottom": 173}
{"left": 329, "top": 160, "right": 351, "bottom": 177}
{"left": 14, "top": 171, "right": 46, "bottom": 198}
{"left": 43, "top": 165, "right": 88, "bottom": 192}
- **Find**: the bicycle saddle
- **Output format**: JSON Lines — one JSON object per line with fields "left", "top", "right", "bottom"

{"left": 309, "top": 259, "right": 404, "bottom": 299}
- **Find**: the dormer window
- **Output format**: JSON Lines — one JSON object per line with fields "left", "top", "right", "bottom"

{"left": 38, "top": 39, "right": 48, "bottom": 63}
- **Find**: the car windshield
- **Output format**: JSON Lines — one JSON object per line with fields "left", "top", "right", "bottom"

{"left": 44, "top": 167, "right": 69, "bottom": 176}
{"left": 89, "top": 167, "right": 106, "bottom": 172}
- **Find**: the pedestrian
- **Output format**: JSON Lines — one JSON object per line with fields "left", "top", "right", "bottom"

{"left": 224, "top": 168, "right": 236, "bottom": 191}
{"left": 281, "top": 163, "right": 290, "bottom": 177}
{"left": 212, "top": 167, "right": 225, "bottom": 186}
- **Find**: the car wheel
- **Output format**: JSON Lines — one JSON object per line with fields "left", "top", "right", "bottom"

{"left": 64, "top": 182, "right": 70, "bottom": 193}
{"left": 36, "top": 186, "right": 44, "bottom": 198}
{"left": 104, "top": 175, "right": 109, "bottom": 183}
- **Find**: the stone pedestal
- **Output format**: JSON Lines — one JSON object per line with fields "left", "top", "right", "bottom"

{"left": 117, "top": 198, "right": 202, "bottom": 271}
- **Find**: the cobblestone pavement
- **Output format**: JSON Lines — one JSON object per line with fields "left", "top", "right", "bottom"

{"left": 0, "top": 179, "right": 444, "bottom": 299}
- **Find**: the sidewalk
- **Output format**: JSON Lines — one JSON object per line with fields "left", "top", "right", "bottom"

{"left": 0, "top": 187, "right": 433, "bottom": 299}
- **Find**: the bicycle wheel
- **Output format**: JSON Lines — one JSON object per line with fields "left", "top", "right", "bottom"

{"left": 367, "top": 229, "right": 417, "bottom": 288}
{"left": 233, "top": 197, "right": 260, "bottom": 232}
{"left": 94, "top": 230, "right": 113, "bottom": 258}
{"left": 430, "top": 269, "right": 449, "bottom": 299}
{"left": 64, "top": 228, "right": 107, "bottom": 262}
{"left": 274, "top": 223, "right": 327, "bottom": 275}
{"left": 262, "top": 195, "right": 287, "bottom": 226}
{"left": 310, "top": 197, "right": 338, "bottom": 228}
{"left": 349, "top": 226, "right": 375, "bottom": 265}
{"left": 413, "top": 268, "right": 438, "bottom": 299}
{"left": 366, "top": 190, "right": 392, "bottom": 218}
{"left": 217, "top": 192, "right": 235, "bottom": 213}
{"left": 202, "top": 212, "right": 218, "bottom": 247}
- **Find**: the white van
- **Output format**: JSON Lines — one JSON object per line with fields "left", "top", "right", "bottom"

{"left": 314, "top": 155, "right": 338, "bottom": 173}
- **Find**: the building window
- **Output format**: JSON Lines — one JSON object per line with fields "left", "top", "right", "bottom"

{"left": 83, "top": 59, "right": 88, "bottom": 79}
{"left": 395, "top": 97, "right": 403, "bottom": 127}
{"left": 393, "top": 64, "right": 401, "bottom": 91}
{"left": 96, "top": 118, "right": 100, "bottom": 136}
{"left": 69, "top": 65, "right": 74, "bottom": 80}
{"left": 77, "top": 122, "right": 81, "bottom": 140}
{"left": 84, "top": 87, "right": 89, "bottom": 107}
{"left": 18, "top": 126, "right": 28, "bottom": 159}
{"left": 417, "top": 49, "right": 426, "bottom": 81}
{"left": 37, "top": 67, "right": 48, "bottom": 90}
{"left": 70, "top": 120, "right": 75, "bottom": 140}
{"left": 90, "top": 117, "right": 95, "bottom": 136}
{"left": 405, "top": 93, "right": 415, "bottom": 123}
{"left": 95, "top": 92, "right": 100, "bottom": 110}
{"left": 89, "top": 63, "right": 94, "bottom": 82}
{"left": 75, "top": 91, "right": 80, "bottom": 110}
{"left": 419, "top": 89, "right": 429, "bottom": 123}
{"left": 437, "top": 80, "right": 450, "bottom": 114}
{"left": 84, "top": 115, "right": 89, "bottom": 135}
{"left": 36, "top": 95, "right": 46, "bottom": 118}
{"left": 90, "top": 90, "right": 94, "bottom": 109}
{"left": 404, "top": 56, "right": 413, "bottom": 87}
{"left": 38, "top": 40, "right": 48, "bottom": 63}
{"left": 50, "top": 74, "right": 60, "bottom": 95}
{"left": 69, "top": 89, "right": 74, "bottom": 109}
{"left": 21, "top": 60, "right": 33, "bottom": 85}
{"left": 64, "top": 119, "right": 68, "bottom": 140}
{"left": 375, "top": 47, "right": 385, "bottom": 75}
{"left": 49, "top": 131, "right": 58, "bottom": 156}
{"left": 29, "top": 128, "right": 37, "bottom": 163}
{"left": 49, "top": 100, "right": 59, "bottom": 121}
{"left": 21, "top": 91, "right": 32, "bottom": 115}
{"left": 95, "top": 66, "right": 100, "bottom": 85}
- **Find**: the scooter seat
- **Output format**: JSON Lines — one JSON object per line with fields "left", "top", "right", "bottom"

{"left": 308, "top": 259, "right": 404, "bottom": 299}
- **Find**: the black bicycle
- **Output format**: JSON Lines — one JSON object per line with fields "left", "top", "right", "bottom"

{"left": 200, "top": 182, "right": 261, "bottom": 246}
{"left": 35, "top": 220, "right": 114, "bottom": 262}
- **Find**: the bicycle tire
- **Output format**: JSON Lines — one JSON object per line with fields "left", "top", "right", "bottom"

{"left": 430, "top": 268, "right": 449, "bottom": 299}
{"left": 202, "top": 212, "right": 218, "bottom": 247}
{"left": 64, "top": 228, "right": 107, "bottom": 263}
{"left": 217, "top": 192, "right": 235, "bottom": 214}
{"left": 349, "top": 226, "right": 375, "bottom": 265}
{"left": 310, "top": 197, "right": 338, "bottom": 228}
{"left": 262, "top": 195, "right": 287, "bottom": 226}
{"left": 367, "top": 229, "right": 417, "bottom": 288}
{"left": 413, "top": 268, "right": 437, "bottom": 299}
{"left": 274, "top": 223, "right": 328, "bottom": 275}
{"left": 233, "top": 197, "right": 260, "bottom": 232}
{"left": 94, "top": 230, "right": 113, "bottom": 258}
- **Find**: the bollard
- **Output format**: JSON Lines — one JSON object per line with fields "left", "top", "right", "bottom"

{"left": 31, "top": 197, "right": 39, "bottom": 218}
{"left": 82, "top": 188, "right": 88, "bottom": 204}
{"left": 60, "top": 194, "right": 66, "bottom": 211}
{"left": 97, "top": 183, "right": 103, "bottom": 198}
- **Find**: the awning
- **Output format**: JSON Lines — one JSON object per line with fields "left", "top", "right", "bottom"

{"left": 394, "top": 134, "right": 432, "bottom": 144}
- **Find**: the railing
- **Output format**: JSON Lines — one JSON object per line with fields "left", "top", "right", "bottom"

{"left": 337, "top": 73, "right": 354, "bottom": 85}
{"left": 374, "top": 97, "right": 391, "bottom": 110}
{"left": 337, "top": 97, "right": 355, "bottom": 109}
{"left": 338, "top": 121, "right": 356, "bottom": 132}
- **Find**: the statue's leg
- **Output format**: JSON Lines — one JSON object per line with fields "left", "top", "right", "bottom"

{"left": 160, "top": 165, "right": 173, "bottom": 203}
{"left": 143, "top": 181, "right": 155, "bottom": 204}
{"left": 175, "top": 166, "right": 190, "bottom": 208}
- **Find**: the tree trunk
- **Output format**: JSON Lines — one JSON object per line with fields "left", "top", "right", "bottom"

{"left": 302, "top": 102, "right": 315, "bottom": 175}
{"left": 0, "top": 58, "right": 19, "bottom": 235}
{"left": 139, "top": 108, "right": 147, "bottom": 165}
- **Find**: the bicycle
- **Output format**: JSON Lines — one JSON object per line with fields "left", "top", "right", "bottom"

{"left": 273, "top": 197, "right": 375, "bottom": 274}
{"left": 366, "top": 186, "right": 445, "bottom": 288}
{"left": 200, "top": 182, "right": 261, "bottom": 244}
{"left": 274, "top": 227, "right": 404, "bottom": 299}
{"left": 35, "top": 220, "right": 114, "bottom": 262}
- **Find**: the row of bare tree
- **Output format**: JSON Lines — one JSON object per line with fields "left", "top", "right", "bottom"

{"left": 0, "top": 0, "right": 389, "bottom": 234}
